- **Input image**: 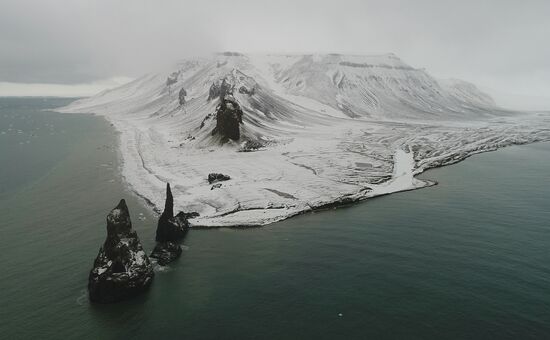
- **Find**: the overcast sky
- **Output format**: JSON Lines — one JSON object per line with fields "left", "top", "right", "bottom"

{"left": 0, "top": 0, "right": 548, "bottom": 105}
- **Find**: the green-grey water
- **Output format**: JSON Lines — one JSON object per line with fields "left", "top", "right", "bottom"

{"left": 1, "top": 97, "right": 549, "bottom": 339}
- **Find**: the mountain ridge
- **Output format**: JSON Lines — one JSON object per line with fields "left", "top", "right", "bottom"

{"left": 62, "top": 52, "right": 505, "bottom": 148}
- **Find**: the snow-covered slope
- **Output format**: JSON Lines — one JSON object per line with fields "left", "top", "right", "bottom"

{"left": 58, "top": 53, "right": 550, "bottom": 227}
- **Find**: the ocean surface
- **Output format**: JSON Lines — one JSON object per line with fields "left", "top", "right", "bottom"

{"left": 1, "top": 97, "right": 549, "bottom": 339}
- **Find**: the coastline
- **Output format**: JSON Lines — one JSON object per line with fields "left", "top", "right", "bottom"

{"left": 98, "top": 112, "right": 548, "bottom": 228}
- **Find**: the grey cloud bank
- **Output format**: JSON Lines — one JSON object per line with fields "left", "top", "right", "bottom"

{"left": 0, "top": 0, "right": 549, "bottom": 107}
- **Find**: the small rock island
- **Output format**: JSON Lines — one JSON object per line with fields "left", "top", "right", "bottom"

{"left": 88, "top": 199, "right": 154, "bottom": 303}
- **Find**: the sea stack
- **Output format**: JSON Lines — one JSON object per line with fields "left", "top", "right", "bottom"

{"left": 150, "top": 183, "right": 190, "bottom": 265}
{"left": 88, "top": 199, "right": 154, "bottom": 303}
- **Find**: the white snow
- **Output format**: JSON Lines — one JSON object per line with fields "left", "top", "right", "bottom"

{"left": 369, "top": 148, "right": 426, "bottom": 196}
{"left": 56, "top": 53, "right": 550, "bottom": 227}
{"left": 134, "top": 250, "right": 146, "bottom": 266}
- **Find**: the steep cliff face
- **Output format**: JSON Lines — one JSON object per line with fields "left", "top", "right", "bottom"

{"left": 88, "top": 200, "right": 154, "bottom": 303}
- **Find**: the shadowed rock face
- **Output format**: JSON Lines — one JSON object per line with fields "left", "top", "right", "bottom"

{"left": 212, "top": 98, "right": 243, "bottom": 141}
{"left": 208, "top": 173, "right": 231, "bottom": 184}
{"left": 179, "top": 88, "right": 187, "bottom": 105}
{"left": 238, "top": 85, "right": 255, "bottom": 95}
{"left": 208, "top": 79, "right": 234, "bottom": 101}
{"left": 151, "top": 183, "right": 191, "bottom": 266}
{"left": 88, "top": 199, "right": 154, "bottom": 303}
{"left": 166, "top": 71, "right": 179, "bottom": 86}
{"left": 150, "top": 241, "right": 182, "bottom": 266}
{"left": 154, "top": 183, "right": 189, "bottom": 242}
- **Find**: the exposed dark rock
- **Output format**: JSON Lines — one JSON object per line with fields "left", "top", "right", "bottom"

{"left": 180, "top": 211, "right": 200, "bottom": 219}
{"left": 199, "top": 113, "right": 212, "bottom": 129}
{"left": 208, "top": 79, "right": 234, "bottom": 101}
{"left": 150, "top": 183, "right": 193, "bottom": 266}
{"left": 208, "top": 173, "right": 231, "bottom": 184}
{"left": 166, "top": 72, "right": 179, "bottom": 86}
{"left": 208, "top": 83, "right": 219, "bottom": 101}
{"left": 154, "top": 183, "right": 189, "bottom": 243}
{"left": 239, "top": 140, "right": 264, "bottom": 152}
{"left": 150, "top": 241, "right": 182, "bottom": 266}
{"left": 88, "top": 199, "right": 154, "bottom": 303}
{"left": 211, "top": 183, "right": 222, "bottom": 190}
{"left": 178, "top": 88, "right": 187, "bottom": 105}
{"left": 212, "top": 97, "right": 243, "bottom": 141}
{"left": 219, "top": 51, "right": 242, "bottom": 56}
{"left": 238, "top": 85, "right": 255, "bottom": 95}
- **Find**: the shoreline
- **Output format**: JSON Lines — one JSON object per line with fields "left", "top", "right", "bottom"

{"left": 99, "top": 112, "right": 547, "bottom": 229}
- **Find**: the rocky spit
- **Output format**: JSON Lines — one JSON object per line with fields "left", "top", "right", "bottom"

{"left": 88, "top": 199, "right": 154, "bottom": 303}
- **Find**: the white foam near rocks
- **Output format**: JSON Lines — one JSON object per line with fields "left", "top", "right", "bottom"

{"left": 57, "top": 53, "right": 550, "bottom": 227}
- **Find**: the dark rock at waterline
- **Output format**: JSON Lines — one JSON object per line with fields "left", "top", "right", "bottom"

{"left": 154, "top": 183, "right": 189, "bottom": 243}
{"left": 208, "top": 173, "right": 231, "bottom": 184}
{"left": 150, "top": 183, "right": 194, "bottom": 266}
{"left": 212, "top": 97, "right": 243, "bottom": 141}
{"left": 88, "top": 199, "right": 154, "bottom": 303}
{"left": 150, "top": 241, "right": 183, "bottom": 266}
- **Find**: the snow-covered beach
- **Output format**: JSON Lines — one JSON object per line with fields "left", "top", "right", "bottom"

{"left": 57, "top": 53, "right": 550, "bottom": 227}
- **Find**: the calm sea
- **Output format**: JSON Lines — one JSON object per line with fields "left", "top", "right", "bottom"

{"left": 1, "top": 97, "right": 549, "bottom": 339}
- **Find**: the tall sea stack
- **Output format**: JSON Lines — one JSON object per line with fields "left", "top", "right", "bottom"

{"left": 88, "top": 199, "right": 154, "bottom": 303}
{"left": 150, "top": 183, "right": 190, "bottom": 265}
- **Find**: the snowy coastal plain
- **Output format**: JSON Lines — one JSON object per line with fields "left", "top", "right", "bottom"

{"left": 57, "top": 53, "right": 550, "bottom": 227}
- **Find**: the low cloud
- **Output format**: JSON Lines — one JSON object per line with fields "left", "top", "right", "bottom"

{"left": 0, "top": 77, "right": 134, "bottom": 97}
{"left": 1, "top": 0, "right": 548, "bottom": 99}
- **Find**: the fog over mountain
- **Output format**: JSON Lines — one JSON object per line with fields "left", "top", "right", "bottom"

{"left": 0, "top": 0, "right": 549, "bottom": 108}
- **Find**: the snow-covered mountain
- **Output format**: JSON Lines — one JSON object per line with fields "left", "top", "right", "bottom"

{"left": 63, "top": 53, "right": 501, "bottom": 144}
{"left": 58, "top": 53, "right": 550, "bottom": 227}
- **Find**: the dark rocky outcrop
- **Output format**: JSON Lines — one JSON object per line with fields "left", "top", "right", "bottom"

{"left": 88, "top": 199, "right": 154, "bottom": 303}
{"left": 239, "top": 140, "right": 264, "bottom": 152}
{"left": 150, "top": 241, "right": 182, "bottom": 266}
{"left": 208, "top": 173, "right": 231, "bottom": 184}
{"left": 238, "top": 85, "right": 255, "bottom": 95}
{"left": 212, "top": 97, "right": 243, "bottom": 141}
{"left": 180, "top": 211, "right": 200, "bottom": 219}
{"left": 219, "top": 51, "right": 242, "bottom": 56}
{"left": 178, "top": 88, "right": 187, "bottom": 105}
{"left": 208, "top": 79, "right": 234, "bottom": 101}
{"left": 154, "top": 184, "right": 189, "bottom": 242}
{"left": 166, "top": 72, "right": 179, "bottom": 86}
{"left": 150, "top": 183, "right": 192, "bottom": 266}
